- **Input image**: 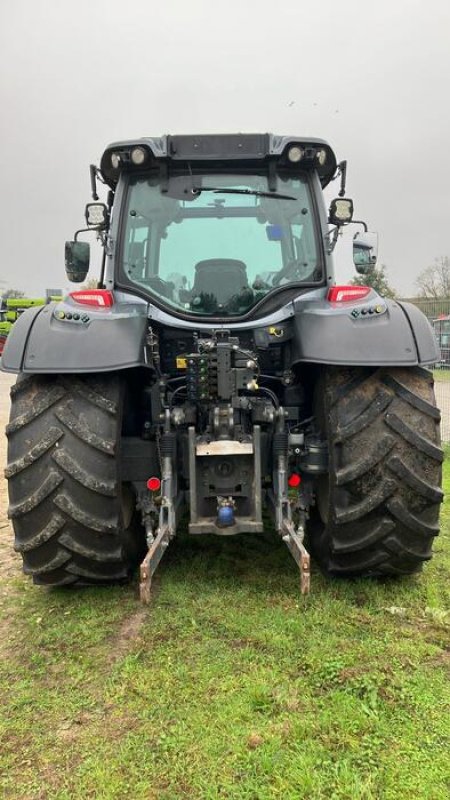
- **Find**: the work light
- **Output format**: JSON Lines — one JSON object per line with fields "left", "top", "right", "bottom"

{"left": 288, "top": 146, "right": 304, "bottom": 163}
{"left": 131, "top": 146, "right": 147, "bottom": 165}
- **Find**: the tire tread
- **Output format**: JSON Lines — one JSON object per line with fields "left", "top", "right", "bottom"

{"left": 312, "top": 366, "right": 443, "bottom": 577}
{"left": 6, "top": 374, "right": 144, "bottom": 586}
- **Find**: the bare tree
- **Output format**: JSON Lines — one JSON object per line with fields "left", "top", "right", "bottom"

{"left": 416, "top": 256, "right": 450, "bottom": 298}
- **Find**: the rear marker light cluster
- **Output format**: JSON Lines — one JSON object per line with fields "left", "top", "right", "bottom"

{"left": 327, "top": 286, "right": 371, "bottom": 303}
{"left": 69, "top": 290, "right": 114, "bottom": 308}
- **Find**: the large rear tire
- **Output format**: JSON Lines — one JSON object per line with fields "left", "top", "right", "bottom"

{"left": 6, "top": 374, "right": 145, "bottom": 586}
{"left": 312, "top": 366, "right": 443, "bottom": 576}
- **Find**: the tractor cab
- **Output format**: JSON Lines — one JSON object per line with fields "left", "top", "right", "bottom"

{"left": 64, "top": 135, "right": 356, "bottom": 322}
{"left": 120, "top": 171, "right": 321, "bottom": 317}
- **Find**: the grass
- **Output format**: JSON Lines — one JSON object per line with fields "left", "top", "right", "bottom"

{"left": 1, "top": 476, "right": 449, "bottom": 799}
{"left": 432, "top": 369, "right": 450, "bottom": 383}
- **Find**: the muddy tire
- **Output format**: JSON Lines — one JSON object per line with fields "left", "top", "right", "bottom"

{"left": 312, "top": 366, "right": 443, "bottom": 576}
{"left": 6, "top": 374, "right": 145, "bottom": 586}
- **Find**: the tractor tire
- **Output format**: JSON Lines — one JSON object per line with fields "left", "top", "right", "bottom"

{"left": 6, "top": 373, "right": 145, "bottom": 586}
{"left": 312, "top": 366, "right": 443, "bottom": 576}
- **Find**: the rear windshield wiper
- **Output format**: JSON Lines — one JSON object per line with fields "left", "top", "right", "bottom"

{"left": 192, "top": 187, "right": 296, "bottom": 201}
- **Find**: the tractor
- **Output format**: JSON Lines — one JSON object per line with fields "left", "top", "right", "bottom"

{"left": 2, "top": 134, "right": 443, "bottom": 599}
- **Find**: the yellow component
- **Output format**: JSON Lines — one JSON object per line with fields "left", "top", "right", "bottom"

{"left": 176, "top": 357, "right": 187, "bottom": 369}
{"left": 375, "top": 304, "right": 384, "bottom": 314}
{"left": 269, "top": 326, "right": 284, "bottom": 337}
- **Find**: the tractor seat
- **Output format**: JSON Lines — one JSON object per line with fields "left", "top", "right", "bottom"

{"left": 192, "top": 259, "right": 249, "bottom": 305}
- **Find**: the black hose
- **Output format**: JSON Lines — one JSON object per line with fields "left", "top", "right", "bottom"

{"left": 256, "top": 386, "right": 280, "bottom": 408}
{"left": 169, "top": 385, "right": 187, "bottom": 409}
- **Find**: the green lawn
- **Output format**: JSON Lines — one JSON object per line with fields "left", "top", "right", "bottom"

{"left": 433, "top": 369, "right": 450, "bottom": 382}
{"left": 1, "top": 470, "right": 449, "bottom": 799}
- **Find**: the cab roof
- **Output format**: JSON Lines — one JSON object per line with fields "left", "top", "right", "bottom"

{"left": 99, "top": 134, "right": 337, "bottom": 190}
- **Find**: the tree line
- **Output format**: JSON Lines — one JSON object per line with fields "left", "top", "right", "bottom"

{"left": 351, "top": 255, "right": 450, "bottom": 300}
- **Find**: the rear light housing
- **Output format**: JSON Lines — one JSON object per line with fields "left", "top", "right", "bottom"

{"left": 69, "top": 290, "right": 114, "bottom": 308}
{"left": 327, "top": 285, "right": 371, "bottom": 303}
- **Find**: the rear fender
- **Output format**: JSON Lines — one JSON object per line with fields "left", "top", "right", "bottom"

{"left": 1, "top": 297, "right": 149, "bottom": 373}
{"left": 291, "top": 294, "right": 438, "bottom": 366}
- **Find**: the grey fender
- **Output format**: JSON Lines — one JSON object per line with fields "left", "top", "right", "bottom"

{"left": 1, "top": 298, "right": 149, "bottom": 374}
{"left": 291, "top": 295, "right": 439, "bottom": 367}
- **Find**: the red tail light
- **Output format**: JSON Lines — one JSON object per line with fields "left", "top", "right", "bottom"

{"left": 327, "top": 285, "right": 371, "bottom": 303}
{"left": 69, "top": 290, "right": 114, "bottom": 308}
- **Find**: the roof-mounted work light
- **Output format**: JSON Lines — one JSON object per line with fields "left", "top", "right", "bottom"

{"left": 130, "top": 146, "right": 147, "bottom": 165}
{"left": 111, "top": 152, "right": 121, "bottom": 169}
{"left": 287, "top": 145, "right": 304, "bottom": 163}
{"left": 101, "top": 142, "right": 153, "bottom": 186}
{"left": 284, "top": 142, "right": 331, "bottom": 173}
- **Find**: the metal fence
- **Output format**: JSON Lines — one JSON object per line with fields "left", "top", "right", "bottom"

{"left": 399, "top": 298, "right": 450, "bottom": 443}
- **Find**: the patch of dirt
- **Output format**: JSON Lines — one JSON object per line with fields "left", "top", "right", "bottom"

{"left": 100, "top": 575, "right": 170, "bottom": 664}
{"left": 55, "top": 707, "right": 142, "bottom": 747}
{"left": 107, "top": 607, "right": 148, "bottom": 665}
{"left": 247, "top": 732, "right": 264, "bottom": 749}
{"left": 426, "top": 648, "right": 450, "bottom": 674}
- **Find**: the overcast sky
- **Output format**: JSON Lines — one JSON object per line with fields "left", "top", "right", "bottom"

{"left": 1, "top": 0, "right": 449, "bottom": 297}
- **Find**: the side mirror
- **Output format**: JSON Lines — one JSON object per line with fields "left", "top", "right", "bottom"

{"left": 353, "top": 231, "right": 378, "bottom": 274}
{"left": 65, "top": 241, "right": 90, "bottom": 282}
{"left": 328, "top": 197, "right": 354, "bottom": 226}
